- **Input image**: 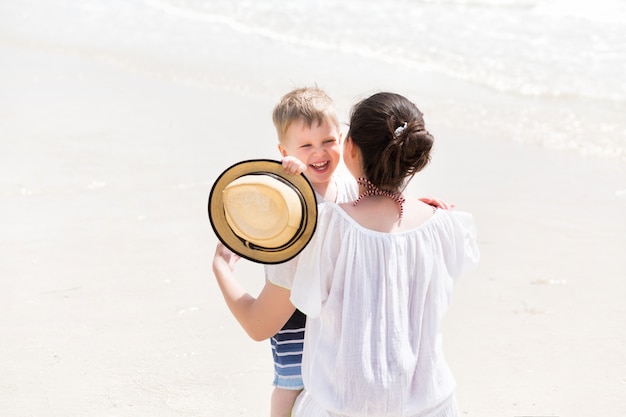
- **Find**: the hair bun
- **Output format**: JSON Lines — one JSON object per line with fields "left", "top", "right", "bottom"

{"left": 347, "top": 92, "right": 434, "bottom": 190}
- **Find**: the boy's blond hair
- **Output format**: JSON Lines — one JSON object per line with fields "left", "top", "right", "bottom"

{"left": 272, "top": 87, "right": 340, "bottom": 143}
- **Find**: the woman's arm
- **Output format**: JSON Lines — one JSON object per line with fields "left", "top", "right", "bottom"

{"left": 212, "top": 242, "right": 296, "bottom": 341}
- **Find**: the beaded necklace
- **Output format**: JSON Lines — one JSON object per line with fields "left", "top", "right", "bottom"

{"left": 353, "top": 177, "right": 406, "bottom": 219}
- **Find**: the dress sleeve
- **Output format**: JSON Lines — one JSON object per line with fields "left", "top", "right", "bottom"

{"left": 266, "top": 203, "right": 338, "bottom": 318}
{"left": 442, "top": 210, "right": 480, "bottom": 282}
{"left": 289, "top": 236, "right": 326, "bottom": 317}
{"left": 265, "top": 248, "right": 326, "bottom": 317}
{"left": 264, "top": 259, "right": 298, "bottom": 290}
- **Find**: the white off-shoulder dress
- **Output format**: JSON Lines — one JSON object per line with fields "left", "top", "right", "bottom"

{"left": 267, "top": 201, "right": 479, "bottom": 417}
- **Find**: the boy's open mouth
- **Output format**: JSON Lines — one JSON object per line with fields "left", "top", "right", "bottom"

{"left": 309, "top": 161, "right": 329, "bottom": 172}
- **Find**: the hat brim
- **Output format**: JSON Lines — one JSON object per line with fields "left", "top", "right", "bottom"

{"left": 208, "top": 159, "right": 318, "bottom": 264}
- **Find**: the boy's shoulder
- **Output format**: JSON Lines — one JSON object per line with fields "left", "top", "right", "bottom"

{"left": 331, "top": 164, "right": 355, "bottom": 186}
{"left": 332, "top": 171, "right": 358, "bottom": 203}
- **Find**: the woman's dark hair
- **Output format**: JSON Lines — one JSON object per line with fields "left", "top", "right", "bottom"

{"left": 347, "top": 92, "right": 434, "bottom": 191}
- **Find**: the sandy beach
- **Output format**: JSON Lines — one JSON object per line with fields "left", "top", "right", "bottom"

{"left": 2, "top": 4, "right": 626, "bottom": 415}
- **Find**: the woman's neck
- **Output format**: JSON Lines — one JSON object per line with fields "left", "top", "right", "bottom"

{"left": 354, "top": 178, "right": 405, "bottom": 218}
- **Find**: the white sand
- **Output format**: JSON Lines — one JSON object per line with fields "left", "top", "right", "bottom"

{"left": 1, "top": 39, "right": 625, "bottom": 417}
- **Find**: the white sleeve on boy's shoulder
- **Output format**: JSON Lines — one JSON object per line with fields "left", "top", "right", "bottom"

{"left": 333, "top": 172, "right": 358, "bottom": 203}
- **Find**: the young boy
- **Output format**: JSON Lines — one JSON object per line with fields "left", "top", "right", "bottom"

{"left": 267, "top": 87, "right": 359, "bottom": 417}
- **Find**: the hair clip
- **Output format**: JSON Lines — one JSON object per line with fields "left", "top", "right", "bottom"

{"left": 394, "top": 122, "right": 407, "bottom": 137}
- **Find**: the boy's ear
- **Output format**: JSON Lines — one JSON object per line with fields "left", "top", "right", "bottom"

{"left": 277, "top": 143, "right": 288, "bottom": 157}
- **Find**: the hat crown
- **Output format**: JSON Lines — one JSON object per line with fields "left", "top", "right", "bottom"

{"left": 223, "top": 175, "right": 302, "bottom": 248}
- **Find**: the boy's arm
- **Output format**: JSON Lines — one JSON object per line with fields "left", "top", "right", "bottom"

{"left": 212, "top": 242, "right": 296, "bottom": 341}
{"left": 419, "top": 196, "right": 454, "bottom": 210}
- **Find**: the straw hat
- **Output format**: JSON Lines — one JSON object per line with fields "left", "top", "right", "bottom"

{"left": 208, "top": 159, "right": 318, "bottom": 264}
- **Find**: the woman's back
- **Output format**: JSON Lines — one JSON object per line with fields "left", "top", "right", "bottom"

{"left": 273, "top": 202, "right": 478, "bottom": 417}
{"left": 270, "top": 91, "right": 480, "bottom": 417}
{"left": 340, "top": 196, "right": 438, "bottom": 233}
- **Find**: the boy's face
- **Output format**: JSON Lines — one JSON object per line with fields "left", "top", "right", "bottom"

{"left": 278, "top": 118, "right": 342, "bottom": 186}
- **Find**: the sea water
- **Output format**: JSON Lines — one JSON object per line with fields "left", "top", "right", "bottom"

{"left": 1, "top": 0, "right": 625, "bottom": 160}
